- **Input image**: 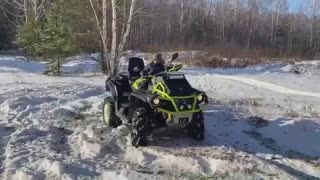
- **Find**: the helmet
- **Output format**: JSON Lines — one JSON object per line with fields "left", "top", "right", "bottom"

{"left": 153, "top": 53, "right": 165, "bottom": 65}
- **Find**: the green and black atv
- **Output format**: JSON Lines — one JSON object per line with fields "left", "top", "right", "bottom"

{"left": 103, "top": 53, "right": 208, "bottom": 147}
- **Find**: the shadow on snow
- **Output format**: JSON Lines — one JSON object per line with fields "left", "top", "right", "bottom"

{"left": 146, "top": 102, "right": 320, "bottom": 179}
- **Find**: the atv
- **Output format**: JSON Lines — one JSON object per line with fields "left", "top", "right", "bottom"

{"left": 103, "top": 53, "right": 208, "bottom": 147}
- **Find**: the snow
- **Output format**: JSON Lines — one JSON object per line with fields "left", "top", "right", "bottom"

{"left": 101, "top": 171, "right": 128, "bottom": 180}
{"left": 259, "top": 118, "right": 320, "bottom": 157}
{"left": 63, "top": 54, "right": 101, "bottom": 74}
{"left": 0, "top": 55, "right": 319, "bottom": 179}
{"left": 212, "top": 74, "right": 320, "bottom": 98}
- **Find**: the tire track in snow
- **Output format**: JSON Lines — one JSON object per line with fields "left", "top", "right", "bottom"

{"left": 213, "top": 75, "right": 320, "bottom": 98}
{"left": 0, "top": 125, "right": 15, "bottom": 177}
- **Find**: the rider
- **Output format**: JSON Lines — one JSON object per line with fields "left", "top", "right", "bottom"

{"left": 142, "top": 53, "right": 166, "bottom": 76}
{"left": 138, "top": 54, "right": 166, "bottom": 90}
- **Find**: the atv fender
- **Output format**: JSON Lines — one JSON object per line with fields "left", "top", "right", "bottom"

{"left": 105, "top": 77, "right": 112, "bottom": 91}
{"left": 129, "top": 90, "right": 150, "bottom": 104}
{"left": 106, "top": 80, "right": 118, "bottom": 100}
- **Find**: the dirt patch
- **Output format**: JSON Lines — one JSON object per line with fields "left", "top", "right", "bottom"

{"left": 248, "top": 116, "right": 269, "bottom": 128}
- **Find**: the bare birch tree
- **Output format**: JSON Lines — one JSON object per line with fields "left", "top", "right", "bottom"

{"left": 88, "top": 0, "right": 139, "bottom": 75}
{"left": 308, "top": 0, "right": 319, "bottom": 57}
{"left": 1, "top": 0, "right": 48, "bottom": 22}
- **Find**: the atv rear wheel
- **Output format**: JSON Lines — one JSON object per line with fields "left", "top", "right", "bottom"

{"left": 103, "top": 97, "right": 122, "bottom": 128}
{"left": 131, "top": 108, "right": 148, "bottom": 147}
{"left": 185, "top": 111, "right": 205, "bottom": 140}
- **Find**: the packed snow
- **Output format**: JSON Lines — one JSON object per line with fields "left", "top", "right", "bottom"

{"left": 0, "top": 54, "right": 319, "bottom": 179}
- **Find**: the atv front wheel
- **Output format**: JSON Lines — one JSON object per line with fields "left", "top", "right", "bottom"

{"left": 185, "top": 111, "right": 205, "bottom": 140}
{"left": 103, "top": 97, "right": 122, "bottom": 128}
{"left": 131, "top": 108, "right": 148, "bottom": 147}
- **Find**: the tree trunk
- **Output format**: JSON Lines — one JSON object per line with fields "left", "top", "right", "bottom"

{"left": 101, "top": 48, "right": 107, "bottom": 73}
{"left": 271, "top": 0, "right": 274, "bottom": 43}
{"left": 33, "top": 0, "right": 38, "bottom": 21}
{"left": 102, "top": 0, "right": 109, "bottom": 73}
{"left": 23, "top": 0, "right": 28, "bottom": 22}
{"left": 120, "top": 0, "right": 126, "bottom": 39}
{"left": 118, "top": 0, "right": 137, "bottom": 53}
{"left": 221, "top": 0, "right": 225, "bottom": 41}
{"left": 310, "top": 0, "right": 315, "bottom": 58}
{"left": 247, "top": 29, "right": 253, "bottom": 49}
{"left": 57, "top": 56, "right": 61, "bottom": 76}
{"left": 275, "top": 0, "right": 280, "bottom": 39}
{"left": 102, "top": 0, "right": 108, "bottom": 48}
{"left": 110, "top": 0, "right": 118, "bottom": 75}
{"left": 88, "top": 0, "right": 110, "bottom": 74}
{"left": 231, "top": 0, "right": 238, "bottom": 42}
{"left": 179, "top": 0, "right": 185, "bottom": 46}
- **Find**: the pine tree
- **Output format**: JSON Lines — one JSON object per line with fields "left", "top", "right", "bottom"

{"left": 17, "top": 16, "right": 42, "bottom": 57}
{"left": 39, "top": 0, "right": 76, "bottom": 75}
{"left": 17, "top": 0, "right": 77, "bottom": 75}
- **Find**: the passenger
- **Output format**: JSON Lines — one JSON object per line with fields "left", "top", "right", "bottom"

{"left": 143, "top": 53, "right": 166, "bottom": 76}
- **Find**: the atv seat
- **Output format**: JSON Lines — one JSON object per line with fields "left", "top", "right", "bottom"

{"left": 128, "top": 57, "right": 145, "bottom": 82}
{"left": 110, "top": 75, "right": 131, "bottom": 103}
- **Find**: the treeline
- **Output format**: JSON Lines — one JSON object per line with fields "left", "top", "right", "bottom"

{"left": 129, "top": 0, "right": 320, "bottom": 59}
{"left": 0, "top": 0, "right": 319, "bottom": 62}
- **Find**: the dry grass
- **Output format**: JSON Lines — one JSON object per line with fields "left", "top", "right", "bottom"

{"left": 183, "top": 47, "right": 300, "bottom": 68}
{"left": 140, "top": 46, "right": 302, "bottom": 68}
{"left": 184, "top": 55, "right": 261, "bottom": 68}
{"left": 185, "top": 55, "right": 300, "bottom": 68}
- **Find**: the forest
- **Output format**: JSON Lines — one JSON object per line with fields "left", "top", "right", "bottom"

{"left": 0, "top": 0, "right": 319, "bottom": 71}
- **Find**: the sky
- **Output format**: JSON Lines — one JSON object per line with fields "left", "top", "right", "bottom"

{"left": 288, "top": 0, "right": 304, "bottom": 12}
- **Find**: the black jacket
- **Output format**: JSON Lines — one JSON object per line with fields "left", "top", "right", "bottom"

{"left": 143, "top": 63, "right": 165, "bottom": 76}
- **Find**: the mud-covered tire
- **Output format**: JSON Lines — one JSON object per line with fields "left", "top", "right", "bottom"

{"left": 103, "top": 97, "right": 122, "bottom": 128}
{"left": 185, "top": 111, "right": 205, "bottom": 140}
{"left": 131, "top": 108, "right": 148, "bottom": 147}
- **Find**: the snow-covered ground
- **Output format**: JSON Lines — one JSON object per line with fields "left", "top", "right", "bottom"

{"left": 0, "top": 54, "right": 319, "bottom": 179}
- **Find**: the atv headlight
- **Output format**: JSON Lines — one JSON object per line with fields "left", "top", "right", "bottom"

{"left": 153, "top": 98, "right": 160, "bottom": 105}
{"left": 197, "top": 94, "right": 204, "bottom": 102}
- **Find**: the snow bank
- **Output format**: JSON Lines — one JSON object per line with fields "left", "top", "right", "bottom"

{"left": 9, "top": 169, "right": 44, "bottom": 180}
{"left": 279, "top": 64, "right": 306, "bottom": 74}
{"left": 101, "top": 171, "right": 128, "bottom": 180}
{"left": 37, "top": 159, "right": 65, "bottom": 177}
{"left": 51, "top": 100, "right": 89, "bottom": 118}
{"left": 69, "top": 125, "right": 130, "bottom": 159}
{"left": 50, "top": 95, "right": 104, "bottom": 119}
{"left": 0, "top": 95, "right": 57, "bottom": 118}
{"left": 296, "top": 60, "right": 320, "bottom": 66}
{"left": 125, "top": 147, "right": 218, "bottom": 175}
{"left": 124, "top": 146, "right": 296, "bottom": 178}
